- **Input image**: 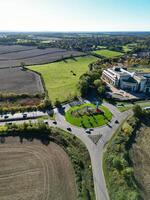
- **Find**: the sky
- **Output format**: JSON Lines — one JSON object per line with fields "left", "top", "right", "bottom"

{"left": 0, "top": 0, "right": 150, "bottom": 32}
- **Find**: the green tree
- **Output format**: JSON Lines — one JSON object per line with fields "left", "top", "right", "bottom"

{"left": 93, "top": 79, "right": 102, "bottom": 88}
{"left": 78, "top": 79, "right": 89, "bottom": 97}
{"left": 54, "top": 99, "right": 61, "bottom": 108}
{"left": 113, "top": 157, "right": 123, "bottom": 171}
{"left": 97, "top": 85, "right": 105, "bottom": 96}
{"left": 133, "top": 105, "right": 143, "bottom": 119}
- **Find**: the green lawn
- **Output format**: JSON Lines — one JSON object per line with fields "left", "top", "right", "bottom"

{"left": 92, "top": 49, "right": 123, "bottom": 58}
{"left": 65, "top": 103, "right": 112, "bottom": 128}
{"left": 122, "top": 45, "right": 132, "bottom": 52}
{"left": 28, "top": 56, "right": 97, "bottom": 103}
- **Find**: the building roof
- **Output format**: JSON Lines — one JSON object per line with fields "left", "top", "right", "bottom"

{"left": 108, "top": 67, "right": 131, "bottom": 77}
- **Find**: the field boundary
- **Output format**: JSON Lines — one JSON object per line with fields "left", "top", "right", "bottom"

{"left": 26, "top": 67, "right": 48, "bottom": 98}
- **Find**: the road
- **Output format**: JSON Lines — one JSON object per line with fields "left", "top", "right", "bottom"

{"left": 0, "top": 102, "right": 131, "bottom": 200}
{"left": 0, "top": 111, "right": 48, "bottom": 122}
{"left": 52, "top": 102, "right": 131, "bottom": 200}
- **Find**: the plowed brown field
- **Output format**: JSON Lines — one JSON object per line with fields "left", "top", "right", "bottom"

{"left": 0, "top": 137, "right": 77, "bottom": 200}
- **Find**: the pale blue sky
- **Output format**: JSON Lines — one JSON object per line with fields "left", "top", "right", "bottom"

{"left": 0, "top": 0, "right": 150, "bottom": 31}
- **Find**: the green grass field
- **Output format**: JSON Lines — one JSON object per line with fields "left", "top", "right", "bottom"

{"left": 28, "top": 56, "right": 97, "bottom": 103}
{"left": 93, "top": 49, "right": 123, "bottom": 58}
{"left": 122, "top": 45, "right": 132, "bottom": 52}
{"left": 65, "top": 103, "right": 112, "bottom": 128}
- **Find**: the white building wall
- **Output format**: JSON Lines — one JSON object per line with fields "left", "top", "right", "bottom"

{"left": 102, "top": 68, "right": 150, "bottom": 93}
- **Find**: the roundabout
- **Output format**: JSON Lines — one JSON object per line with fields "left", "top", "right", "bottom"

{"left": 65, "top": 103, "right": 112, "bottom": 128}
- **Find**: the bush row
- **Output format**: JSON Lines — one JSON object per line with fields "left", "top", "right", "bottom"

{"left": 0, "top": 98, "right": 52, "bottom": 115}
{"left": 0, "top": 92, "right": 44, "bottom": 101}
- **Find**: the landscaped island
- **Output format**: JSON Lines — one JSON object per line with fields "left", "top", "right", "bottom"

{"left": 65, "top": 103, "right": 112, "bottom": 128}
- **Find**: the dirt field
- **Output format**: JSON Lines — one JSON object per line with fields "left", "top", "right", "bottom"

{"left": 0, "top": 137, "right": 77, "bottom": 200}
{"left": 0, "top": 45, "right": 85, "bottom": 68}
{"left": 0, "top": 45, "right": 36, "bottom": 54}
{"left": 0, "top": 68, "right": 44, "bottom": 94}
{"left": 130, "top": 125, "right": 150, "bottom": 200}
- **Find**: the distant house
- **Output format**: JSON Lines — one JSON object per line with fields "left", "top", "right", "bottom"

{"left": 138, "top": 51, "right": 150, "bottom": 58}
{"left": 131, "top": 52, "right": 150, "bottom": 58}
{"left": 102, "top": 67, "right": 150, "bottom": 93}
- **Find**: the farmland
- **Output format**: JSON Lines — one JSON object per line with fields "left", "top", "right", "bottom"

{"left": 0, "top": 68, "right": 44, "bottom": 95}
{"left": 0, "top": 45, "right": 85, "bottom": 68}
{"left": 0, "top": 123, "right": 95, "bottom": 200}
{"left": 0, "top": 45, "right": 36, "bottom": 54}
{"left": 93, "top": 49, "right": 123, "bottom": 58}
{"left": 0, "top": 137, "right": 77, "bottom": 200}
{"left": 29, "top": 56, "right": 98, "bottom": 103}
{"left": 130, "top": 125, "right": 150, "bottom": 200}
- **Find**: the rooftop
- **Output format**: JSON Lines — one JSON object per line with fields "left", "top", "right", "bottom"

{"left": 108, "top": 67, "right": 132, "bottom": 77}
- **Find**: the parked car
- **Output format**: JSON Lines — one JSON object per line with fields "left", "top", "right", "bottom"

{"left": 53, "top": 121, "right": 57, "bottom": 125}
{"left": 144, "top": 107, "right": 150, "bottom": 110}
{"left": 115, "top": 120, "right": 119, "bottom": 124}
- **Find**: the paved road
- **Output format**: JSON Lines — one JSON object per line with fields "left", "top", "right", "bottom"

{"left": 0, "top": 111, "right": 47, "bottom": 122}
{"left": 0, "top": 102, "right": 131, "bottom": 200}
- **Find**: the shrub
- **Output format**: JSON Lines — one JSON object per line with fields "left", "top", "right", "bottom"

{"left": 103, "top": 117, "right": 141, "bottom": 200}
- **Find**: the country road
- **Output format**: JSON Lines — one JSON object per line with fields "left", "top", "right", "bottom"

{"left": 0, "top": 102, "right": 132, "bottom": 200}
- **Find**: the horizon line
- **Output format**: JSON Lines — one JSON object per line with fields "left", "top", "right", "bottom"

{"left": 1, "top": 30, "right": 150, "bottom": 33}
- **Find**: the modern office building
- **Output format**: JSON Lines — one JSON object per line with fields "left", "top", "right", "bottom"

{"left": 102, "top": 67, "right": 150, "bottom": 93}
